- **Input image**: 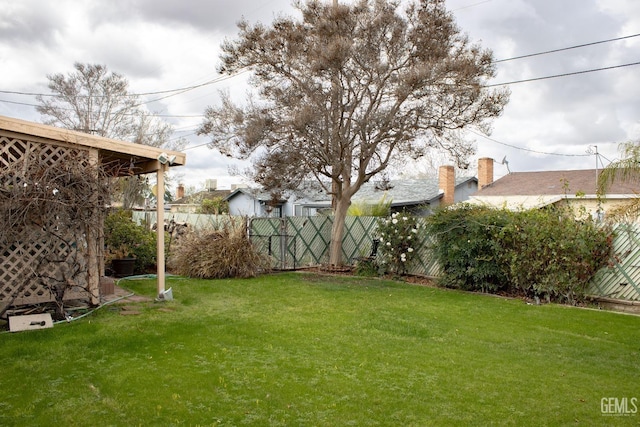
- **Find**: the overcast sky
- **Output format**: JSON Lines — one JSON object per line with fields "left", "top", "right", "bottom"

{"left": 1, "top": 0, "right": 639, "bottom": 191}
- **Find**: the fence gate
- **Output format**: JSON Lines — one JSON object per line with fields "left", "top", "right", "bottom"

{"left": 249, "top": 216, "right": 384, "bottom": 270}
{"left": 249, "top": 218, "right": 294, "bottom": 270}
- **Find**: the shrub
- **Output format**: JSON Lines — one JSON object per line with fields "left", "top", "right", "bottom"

{"left": 499, "top": 207, "right": 613, "bottom": 304}
{"left": 426, "top": 204, "right": 614, "bottom": 304}
{"left": 426, "top": 205, "right": 510, "bottom": 292}
{"left": 198, "top": 197, "right": 229, "bottom": 215}
{"left": 104, "top": 209, "right": 158, "bottom": 274}
{"left": 376, "top": 211, "right": 423, "bottom": 275}
{"left": 169, "top": 218, "right": 269, "bottom": 279}
{"left": 348, "top": 195, "right": 392, "bottom": 217}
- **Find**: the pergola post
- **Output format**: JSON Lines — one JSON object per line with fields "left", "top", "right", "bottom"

{"left": 156, "top": 161, "right": 167, "bottom": 298}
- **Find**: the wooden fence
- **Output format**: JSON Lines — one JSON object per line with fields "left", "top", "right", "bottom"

{"left": 134, "top": 212, "right": 639, "bottom": 301}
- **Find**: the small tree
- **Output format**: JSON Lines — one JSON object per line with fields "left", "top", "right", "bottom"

{"left": 198, "top": 0, "right": 509, "bottom": 266}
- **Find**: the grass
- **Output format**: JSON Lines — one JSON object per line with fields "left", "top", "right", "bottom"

{"left": 0, "top": 272, "right": 639, "bottom": 426}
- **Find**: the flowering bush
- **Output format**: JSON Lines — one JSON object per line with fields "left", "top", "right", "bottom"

{"left": 376, "top": 212, "right": 421, "bottom": 275}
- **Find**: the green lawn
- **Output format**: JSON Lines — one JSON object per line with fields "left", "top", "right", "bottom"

{"left": 1, "top": 272, "right": 638, "bottom": 426}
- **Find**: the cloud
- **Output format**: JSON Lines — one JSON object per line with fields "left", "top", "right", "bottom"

{"left": 1, "top": 0, "right": 639, "bottom": 187}
{"left": 0, "top": 2, "right": 64, "bottom": 46}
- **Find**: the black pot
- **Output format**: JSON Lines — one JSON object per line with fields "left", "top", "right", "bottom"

{"left": 111, "top": 258, "right": 136, "bottom": 278}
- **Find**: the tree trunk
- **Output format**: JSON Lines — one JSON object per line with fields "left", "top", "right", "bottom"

{"left": 329, "top": 194, "right": 350, "bottom": 266}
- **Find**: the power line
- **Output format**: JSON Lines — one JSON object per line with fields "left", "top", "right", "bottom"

{"left": 486, "top": 60, "right": 640, "bottom": 87}
{"left": 0, "top": 69, "right": 247, "bottom": 100}
{"left": 451, "top": 0, "right": 493, "bottom": 12}
{"left": 494, "top": 33, "right": 640, "bottom": 63}
{"left": 3, "top": 31, "right": 638, "bottom": 100}
{"left": 470, "top": 130, "right": 592, "bottom": 157}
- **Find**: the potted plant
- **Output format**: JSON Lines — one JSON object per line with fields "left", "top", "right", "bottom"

{"left": 108, "top": 244, "right": 136, "bottom": 277}
{"left": 104, "top": 209, "right": 159, "bottom": 276}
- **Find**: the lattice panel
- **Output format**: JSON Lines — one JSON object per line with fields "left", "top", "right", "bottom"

{"left": 0, "top": 136, "right": 29, "bottom": 168}
{"left": 0, "top": 227, "right": 90, "bottom": 307}
{"left": 1, "top": 137, "right": 93, "bottom": 309}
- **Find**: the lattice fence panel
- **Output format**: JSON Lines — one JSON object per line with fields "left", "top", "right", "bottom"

{"left": 342, "top": 217, "right": 378, "bottom": 263}
{"left": 286, "top": 216, "right": 333, "bottom": 267}
{"left": 0, "top": 136, "right": 92, "bottom": 311}
{"left": 404, "top": 218, "right": 441, "bottom": 277}
{"left": 589, "top": 223, "right": 640, "bottom": 301}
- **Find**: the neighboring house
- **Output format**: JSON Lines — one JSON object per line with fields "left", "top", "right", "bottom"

{"left": 170, "top": 187, "right": 231, "bottom": 214}
{"left": 225, "top": 162, "right": 483, "bottom": 217}
{"left": 226, "top": 188, "right": 288, "bottom": 217}
{"left": 469, "top": 162, "right": 640, "bottom": 220}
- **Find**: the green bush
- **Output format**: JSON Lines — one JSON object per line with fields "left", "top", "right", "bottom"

{"left": 427, "top": 205, "right": 510, "bottom": 292}
{"left": 197, "top": 197, "right": 229, "bottom": 215}
{"left": 498, "top": 208, "right": 613, "bottom": 304}
{"left": 377, "top": 211, "right": 423, "bottom": 275}
{"left": 348, "top": 195, "right": 391, "bottom": 217}
{"left": 104, "top": 209, "right": 158, "bottom": 274}
{"left": 426, "top": 204, "right": 613, "bottom": 304}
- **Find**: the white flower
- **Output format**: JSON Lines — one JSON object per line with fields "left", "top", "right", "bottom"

{"left": 379, "top": 237, "right": 384, "bottom": 242}
{"left": 386, "top": 242, "right": 391, "bottom": 246}
{"left": 392, "top": 212, "right": 398, "bottom": 218}
{"left": 407, "top": 247, "right": 414, "bottom": 253}
{"left": 392, "top": 218, "right": 398, "bottom": 224}
{"left": 411, "top": 228, "right": 417, "bottom": 233}
{"left": 407, "top": 236, "right": 412, "bottom": 240}
{"left": 402, "top": 216, "right": 408, "bottom": 221}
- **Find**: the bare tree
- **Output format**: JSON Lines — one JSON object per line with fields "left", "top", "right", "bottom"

{"left": 199, "top": 0, "right": 509, "bottom": 265}
{"left": 36, "top": 62, "right": 185, "bottom": 208}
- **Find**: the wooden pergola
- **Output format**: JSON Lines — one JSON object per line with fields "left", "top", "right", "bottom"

{"left": 0, "top": 115, "right": 186, "bottom": 306}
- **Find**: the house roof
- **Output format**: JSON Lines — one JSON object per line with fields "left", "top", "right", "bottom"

{"left": 295, "top": 176, "right": 477, "bottom": 207}
{"left": 225, "top": 188, "right": 283, "bottom": 203}
{"left": 0, "top": 115, "right": 186, "bottom": 176}
{"left": 475, "top": 169, "right": 639, "bottom": 197}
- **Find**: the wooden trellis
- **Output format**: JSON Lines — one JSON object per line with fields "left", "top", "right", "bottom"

{"left": 0, "top": 115, "right": 186, "bottom": 313}
{"left": 0, "top": 136, "right": 98, "bottom": 312}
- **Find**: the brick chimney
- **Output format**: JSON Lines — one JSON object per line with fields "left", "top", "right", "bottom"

{"left": 176, "top": 183, "right": 185, "bottom": 200}
{"left": 439, "top": 165, "right": 455, "bottom": 206}
{"left": 478, "top": 157, "right": 494, "bottom": 190}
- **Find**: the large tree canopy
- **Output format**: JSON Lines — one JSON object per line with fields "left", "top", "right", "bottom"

{"left": 199, "top": 0, "right": 510, "bottom": 265}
